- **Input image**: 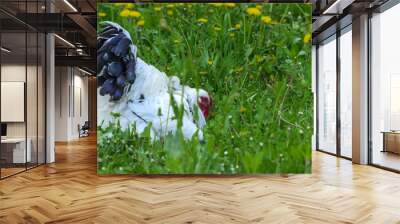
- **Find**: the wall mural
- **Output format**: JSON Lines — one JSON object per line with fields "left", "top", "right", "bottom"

{"left": 97, "top": 3, "right": 312, "bottom": 174}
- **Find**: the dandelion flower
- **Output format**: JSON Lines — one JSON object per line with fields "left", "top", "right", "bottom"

{"left": 207, "top": 60, "right": 213, "bottom": 65}
{"left": 129, "top": 10, "right": 141, "bottom": 18}
{"left": 154, "top": 7, "right": 162, "bottom": 11}
{"left": 120, "top": 9, "right": 130, "bottom": 17}
{"left": 234, "top": 23, "right": 241, "bottom": 29}
{"left": 197, "top": 18, "right": 208, "bottom": 24}
{"left": 235, "top": 67, "right": 244, "bottom": 73}
{"left": 98, "top": 12, "right": 106, "bottom": 17}
{"left": 137, "top": 20, "right": 145, "bottom": 26}
{"left": 261, "top": 16, "right": 272, "bottom": 24}
{"left": 246, "top": 7, "right": 261, "bottom": 16}
{"left": 124, "top": 3, "right": 134, "bottom": 9}
{"left": 167, "top": 10, "right": 173, "bottom": 16}
{"left": 224, "top": 3, "right": 236, "bottom": 8}
{"left": 303, "top": 33, "right": 312, "bottom": 43}
{"left": 211, "top": 3, "right": 223, "bottom": 7}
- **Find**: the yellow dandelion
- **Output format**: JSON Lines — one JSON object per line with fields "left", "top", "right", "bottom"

{"left": 120, "top": 9, "right": 130, "bottom": 17}
{"left": 240, "top": 107, "right": 247, "bottom": 113}
{"left": 229, "top": 33, "right": 235, "bottom": 37}
{"left": 197, "top": 18, "right": 208, "bottom": 24}
{"left": 261, "top": 16, "right": 272, "bottom": 24}
{"left": 224, "top": 3, "right": 236, "bottom": 8}
{"left": 208, "top": 60, "right": 213, "bottom": 65}
{"left": 246, "top": 7, "right": 261, "bottom": 16}
{"left": 167, "top": 10, "right": 173, "bottom": 15}
{"left": 124, "top": 3, "right": 134, "bottom": 9}
{"left": 234, "top": 23, "right": 241, "bottom": 29}
{"left": 235, "top": 67, "right": 244, "bottom": 73}
{"left": 98, "top": 12, "right": 106, "bottom": 17}
{"left": 255, "top": 55, "right": 263, "bottom": 63}
{"left": 303, "top": 33, "right": 312, "bottom": 43}
{"left": 137, "top": 20, "right": 145, "bottom": 26}
{"left": 166, "top": 4, "right": 174, "bottom": 8}
{"left": 154, "top": 7, "right": 162, "bottom": 11}
{"left": 211, "top": 3, "right": 223, "bottom": 7}
{"left": 129, "top": 10, "right": 141, "bottom": 18}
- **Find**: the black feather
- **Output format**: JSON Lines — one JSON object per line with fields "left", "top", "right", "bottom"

{"left": 97, "top": 22, "right": 137, "bottom": 101}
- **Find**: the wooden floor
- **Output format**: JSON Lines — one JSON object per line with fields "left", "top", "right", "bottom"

{"left": 1, "top": 136, "right": 400, "bottom": 224}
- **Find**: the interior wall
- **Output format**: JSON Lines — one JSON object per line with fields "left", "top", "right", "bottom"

{"left": 1, "top": 64, "right": 39, "bottom": 139}
{"left": 55, "top": 67, "right": 89, "bottom": 141}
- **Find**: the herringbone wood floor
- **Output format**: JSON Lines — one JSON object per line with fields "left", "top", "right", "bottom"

{"left": 1, "top": 135, "right": 400, "bottom": 224}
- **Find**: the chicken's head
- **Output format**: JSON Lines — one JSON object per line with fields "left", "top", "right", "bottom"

{"left": 198, "top": 89, "right": 212, "bottom": 119}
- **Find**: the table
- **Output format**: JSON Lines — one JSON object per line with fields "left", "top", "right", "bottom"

{"left": 382, "top": 131, "right": 400, "bottom": 154}
{"left": 1, "top": 138, "right": 31, "bottom": 164}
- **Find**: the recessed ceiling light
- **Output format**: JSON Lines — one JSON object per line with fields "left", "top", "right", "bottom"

{"left": 63, "top": 0, "right": 78, "bottom": 12}
{"left": 78, "top": 67, "right": 93, "bottom": 76}
{"left": 54, "top": 34, "right": 75, "bottom": 48}
{"left": 1, "top": 47, "right": 11, "bottom": 53}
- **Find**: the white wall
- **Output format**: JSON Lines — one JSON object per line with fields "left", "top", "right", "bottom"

{"left": 54, "top": 67, "right": 89, "bottom": 141}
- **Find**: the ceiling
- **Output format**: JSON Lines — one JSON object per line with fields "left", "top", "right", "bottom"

{"left": 0, "top": 0, "right": 96, "bottom": 73}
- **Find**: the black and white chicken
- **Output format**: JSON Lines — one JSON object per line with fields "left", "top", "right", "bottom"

{"left": 97, "top": 22, "right": 212, "bottom": 141}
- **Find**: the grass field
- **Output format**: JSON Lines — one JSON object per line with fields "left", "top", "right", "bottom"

{"left": 97, "top": 3, "right": 312, "bottom": 174}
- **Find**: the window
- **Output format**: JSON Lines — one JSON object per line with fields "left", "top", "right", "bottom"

{"left": 317, "top": 35, "right": 337, "bottom": 154}
{"left": 370, "top": 3, "right": 400, "bottom": 171}
{"left": 339, "top": 27, "right": 352, "bottom": 158}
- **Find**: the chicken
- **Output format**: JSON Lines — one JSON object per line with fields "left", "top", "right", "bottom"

{"left": 97, "top": 22, "right": 212, "bottom": 141}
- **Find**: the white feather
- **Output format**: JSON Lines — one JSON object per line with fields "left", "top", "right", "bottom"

{"left": 98, "top": 57, "right": 208, "bottom": 141}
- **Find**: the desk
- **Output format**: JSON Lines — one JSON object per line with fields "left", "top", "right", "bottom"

{"left": 382, "top": 131, "right": 400, "bottom": 154}
{"left": 1, "top": 138, "right": 31, "bottom": 163}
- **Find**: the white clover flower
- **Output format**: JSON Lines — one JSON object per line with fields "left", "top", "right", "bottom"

{"left": 228, "top": 115, "right": 233, "bottom": 119}
{"left": 250, "top": 137, "right": 253, "bottom": 141}
{"left": 224, "top": 151, "right": 228, "bottom": 155}
{"left": 259, "top": 142, "right": 264, "bottom": 146}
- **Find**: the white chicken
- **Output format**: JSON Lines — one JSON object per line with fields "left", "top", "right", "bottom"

{"left": 97, "top": 22, "right": 212, "bottom": 141}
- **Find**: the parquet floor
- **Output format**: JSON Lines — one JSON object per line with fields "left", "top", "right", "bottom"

{"left": 1, "top": 135, "right": 400, "bottom": 224}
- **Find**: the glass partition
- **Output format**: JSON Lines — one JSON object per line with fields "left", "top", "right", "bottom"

{"left": 1, "top": 30, "right": 28, "bottom": 177}
{"left": 0, "top": 0, "right": 46, "bottom": 179}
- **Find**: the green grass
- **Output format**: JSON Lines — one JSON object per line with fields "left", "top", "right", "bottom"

{"left": 97, "top": 3, "right": 312, "bottom": 174}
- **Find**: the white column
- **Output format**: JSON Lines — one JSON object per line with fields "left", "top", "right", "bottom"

{"left": 46, "top": 32, "right": 55, "bottom": 163}
{"left": 352, "top": 14, "right": 369, "bottom": 164}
